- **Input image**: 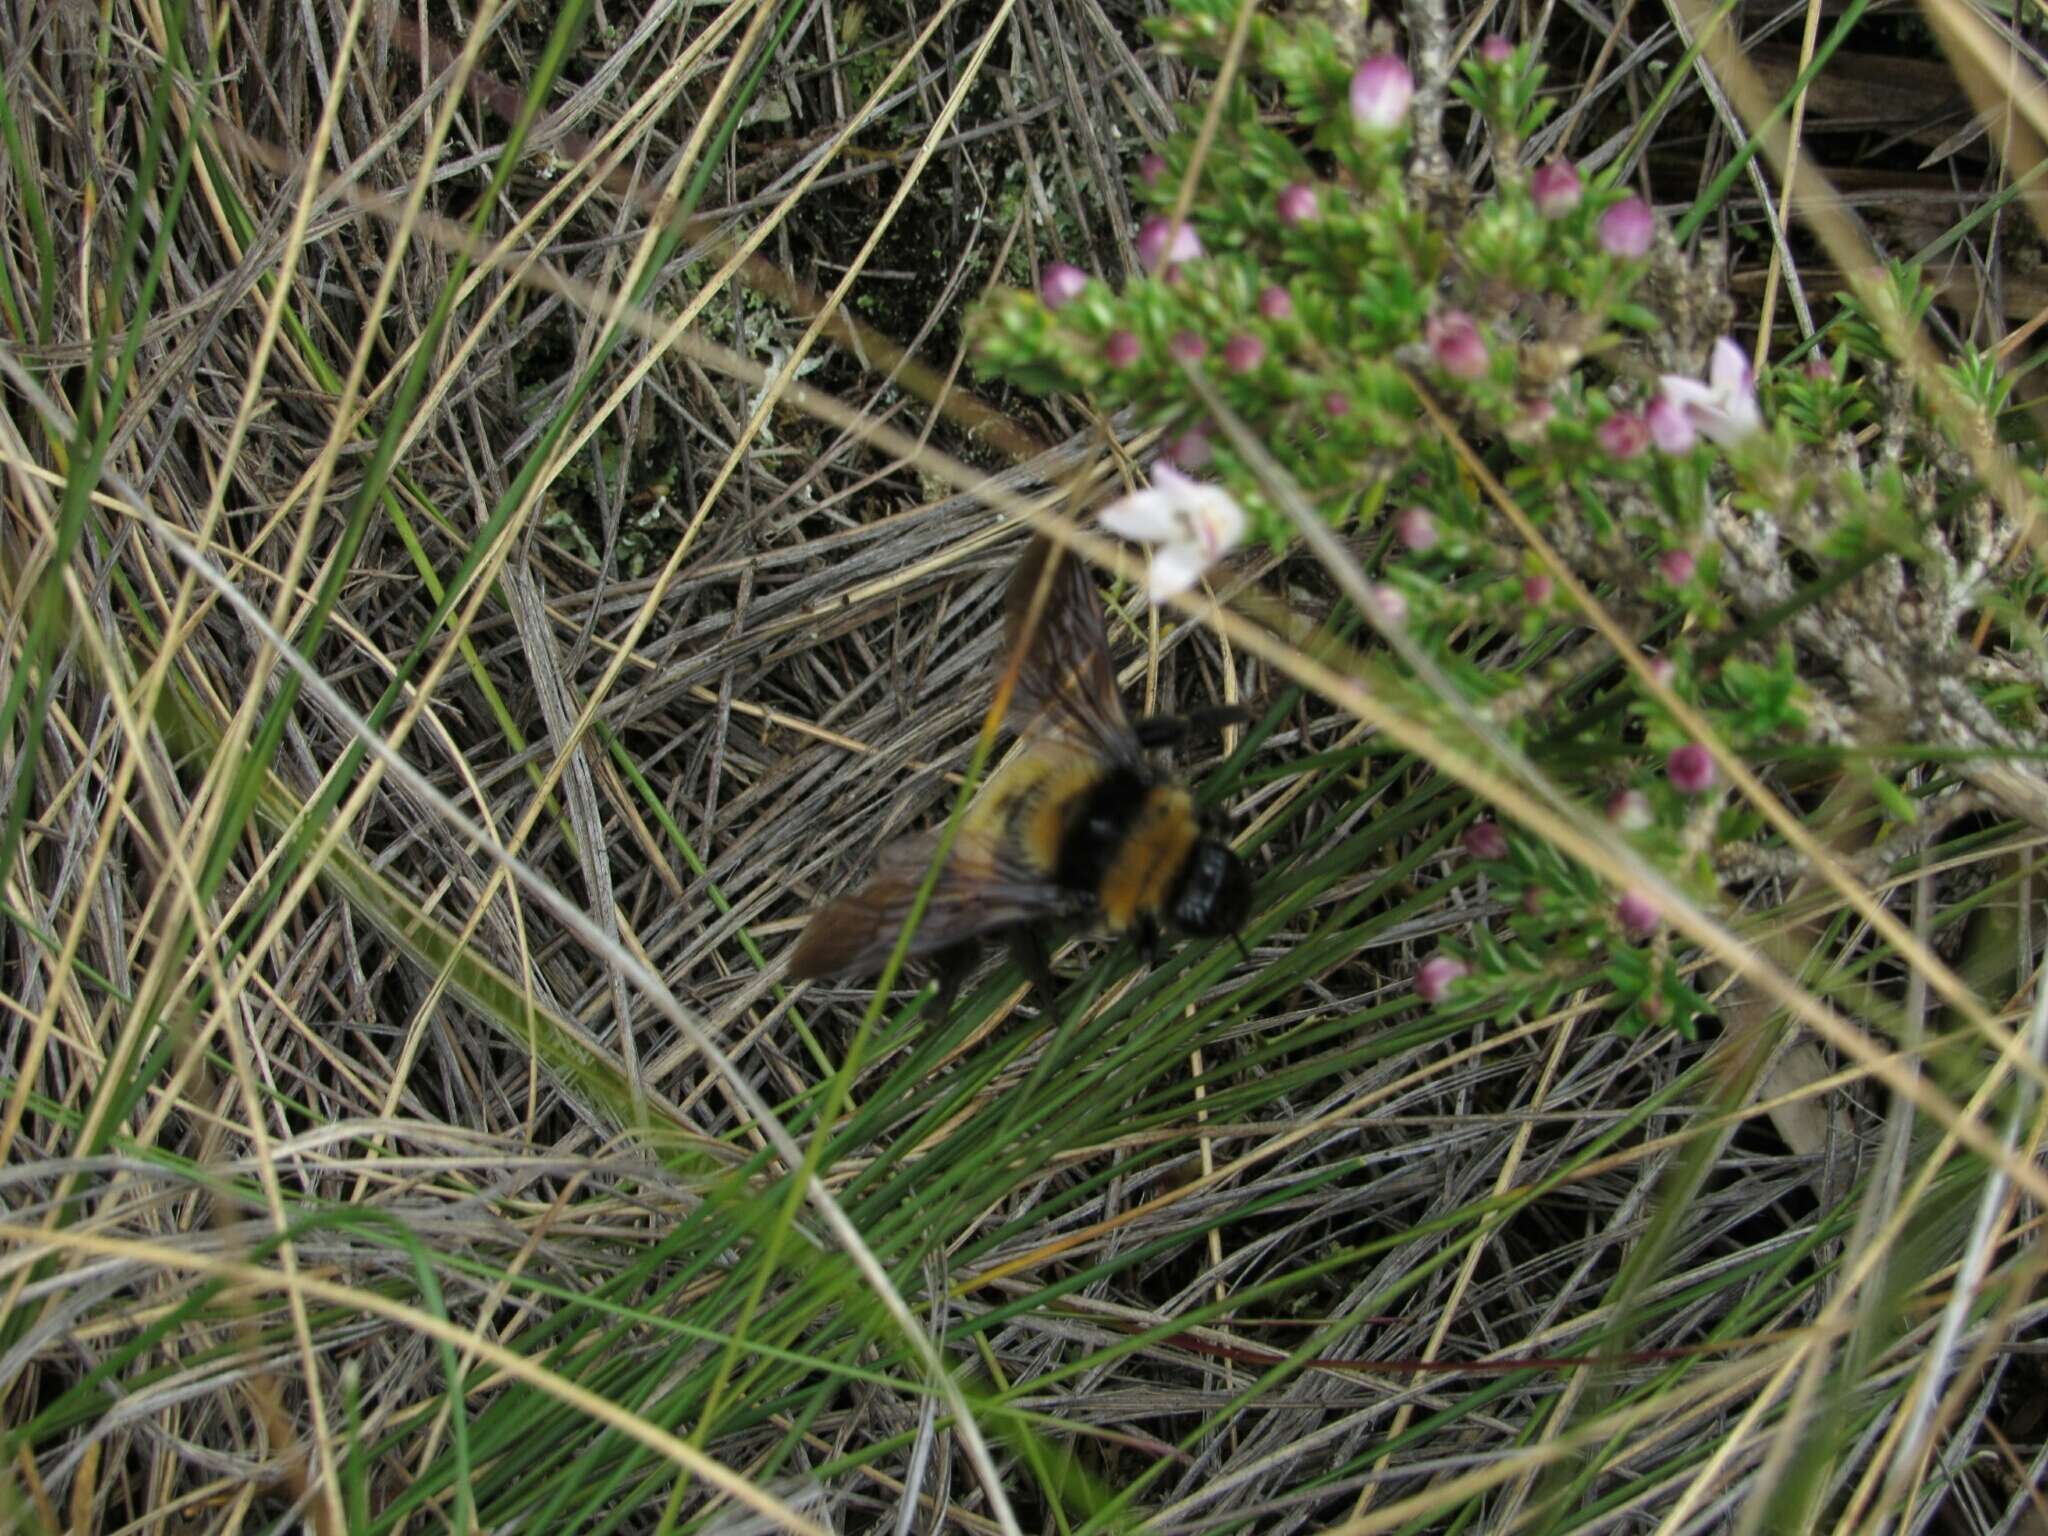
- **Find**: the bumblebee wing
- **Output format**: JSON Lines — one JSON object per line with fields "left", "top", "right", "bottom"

{"left": 1001, "top": 537, "right": 1144, "bottom": 768}
{"left": 793, "top": 537, "right": 1132, "bottom": 983}
{"left": 787, "top": 814, "right": 1076, "bottom": 981}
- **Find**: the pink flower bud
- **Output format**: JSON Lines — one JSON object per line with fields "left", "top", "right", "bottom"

{"left": 1646, "top": 655, "right": 1676, "bottom": 687}
{"left": 1657, "top": 548, "right": 1696, "bottom": 585}
{"left": 1137, "top": 215, "right": 1204, "bottom": 273}
{"left": 1479, "top": 34, "right": 1513, "bottom": 64}
{"left": 1168, "top": 430, "right": 1212, "bottom": 470}
{"left": 1426, "top": 310, "right": 1489, "bottom": 380}
{"left": 1464, "top": 820, "right": 1509, "bottom": 859}
{"left": 1104, "top": 330, "right": 1141, "bottom": 368}
{"left": 1597, "top": 411, "right": 1649, "bottom": 460}
{"left": 1257, "top": 285, "right": 1294, "bottom": 321}
{"left": 1598, "top": 197, "right": 1654, "bottom": 258}
{"left": 1803, "top": 354, "right": 1834, "bottom": 381}
{"left": 1277, "top": 182, "right": 1320, "bottom": 225}
{"left": 1607, "top": 788, "right": 1653, "bottom": 831}
{"left": 1370, "top": 584, "right": 1408, "bottom": 624}
{"left": 1224, "top": 334, "right": 1266, "bottom": 373}
{"left": 1522, "top": 573, "right": 1554, "bottom": 605}
{"left": 1168, "top": 330, "right": 1207, "bottom": 363}
{"left": 1139, "top": 152, "right": 1168, "bottom": 187}
{"left": 1646, "top": 392, "right": 1698, "bottom": 453}
{"left": 1617, "top": 891, "right": 1661, "bottom": 938}
{"left": 1667, "top": 742, "right": 1717, "bottom": 794}
{"left": 1323, "top": 391, "right": 1352, "bottom": 418}
{"left": 1395, "top": 506, "right": 1439, "bottom": 551}
{"left": 1506, "top": 396, "right": 1557, "bottom": 445}
{"left": 1531, "top": 159, "right": 1582, "bottom": 217}
{"left": 1350, "top": 54, "right": 1415, "bottom": 132}
{"left": 1039, "top": 262, "right": 1088, "bottom": 310}
{"left": 1415, "top": 954, "right": 1469, "bottom": 1004}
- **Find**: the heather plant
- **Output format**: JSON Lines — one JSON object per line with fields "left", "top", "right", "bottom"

{"left": 973, "top": 0, "right": 2048, "bottom": 1039}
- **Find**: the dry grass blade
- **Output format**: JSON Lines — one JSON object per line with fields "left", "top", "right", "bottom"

{"left": 0, "top": 1222, "right": 834, "bottom": 1536}
{"left": 4, "top": 0, "right": 2044, "bottom": 1529}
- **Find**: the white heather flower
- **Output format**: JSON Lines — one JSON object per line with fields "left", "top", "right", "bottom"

{"left": 1098, "top": 464, "right": 1247, "bottom": 603}
{"left": 1657, "top": 337, "right": 1763, "bottom": 447}
{"left": 1645, "top": 392, "right": 1697, "bottom": 453}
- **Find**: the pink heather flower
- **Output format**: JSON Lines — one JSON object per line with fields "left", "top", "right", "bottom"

{"left": 1137, "top": 215, "right": 1203, "bottom": 273}
{"left": 1607, "top": 788, "right": 1653, "bottom": 831}
{"left": 1415, "top": 954, "right": 1469, "bottom": 1004}
{"left": 1098, "top": 464, "right": 1247, "bottom": 604}
{"left": 1598, "top": 197, "right": 1654, "bottom": 258}
{"left": 1277, "top": 182, "right": 1320, "bottom": 226}
{"left": 1323, "top": 391, "right": 1352, "bottom": 417}
{"left": 1617, "top": 891, "right": 1661, "bottom": 938}
{"left": 1168, "top": 330, "right": 1207, "bottom": 363}
{"left": 1257, "top": 286, "right": 1294, "bottom": 321}
{"left": 1039, "top": 262, "right": 1088, "bottom": 310}
{"left": 1667, "top": 742, "right": 1717, "bottom": 794}
{"left": 1803, "top": 354, "right": 1834, "bottom": 382}
{"left": 1370, "top": 584, "right": 1408, "bottom": 625}
{"left": 1464, "top": 821, "right": 1509, "bottom": 859}
{"left": 1646, "top": 393, "right": 1697, "bottom": 454}
{"left": 1104, "top": 330, "right": 1141, "bottom": 368}
{"left": 1646, "top": 655, "right": 1676, "bottom": 686}
{"left": 1139, "top": 151, "right": 1167, "bottom": 187}
{"left": 1168, "top": 430, "right": 1212, "bottom": 471}
{"left": 1507, "top": 396, "right": 1557, "bottom": 444}
{"left": 1479, "top": 34, "right": 1514, "bottom": 64}
{"left": 1522, "top": 573, "right": 1554, "bottom": 605}
{"left": 1531, "top": 160, "right": 1582, "bottom": 217}
{"left": 1426, "top": 310, "right": 1489, "bottom": 379}
{"left": 1657, "top": 338, "right": 1764, "bottom": 447}
{"left": 1657, "top": 548, "right": 1696, "bottom": 585}
{"left": 1224, "top": 334, "right": 1266, "bottom": 373}
{"left": 1597, "top": 411, "right": 1649, "bottom": 460}
{"left": 1351, "top": 54, "right": 1414, "bottom": 132}
{"left": 1395, "top": 506, "right": 1439, "bottom": 551}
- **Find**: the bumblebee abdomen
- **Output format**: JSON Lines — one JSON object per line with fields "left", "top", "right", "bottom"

{"left": 1008, "top": 763, "right": 1204, "bottom": 934}
{"left": 1049, "top": 767, "right": 1151, "bottom": 898}
{"left": 993, "top": 755, "right": 1119, "bottom": 880}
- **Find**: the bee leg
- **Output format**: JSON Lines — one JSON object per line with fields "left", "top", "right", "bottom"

{"left": 931, "top": 943, "right": 979, "bottom": 1029}
{"left": 1008, "top": 927, "right": 1060, "bottom": 1014}
{"left": 1134, "top": 703, "right": 1258, "bottom": 750}
{"left": 1135, "top": 914, "right": 1163, "bottom": 967}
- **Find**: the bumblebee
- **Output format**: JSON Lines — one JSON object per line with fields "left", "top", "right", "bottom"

{"left": 788, "top": 536, "right": 1253, "bottom": 1004}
